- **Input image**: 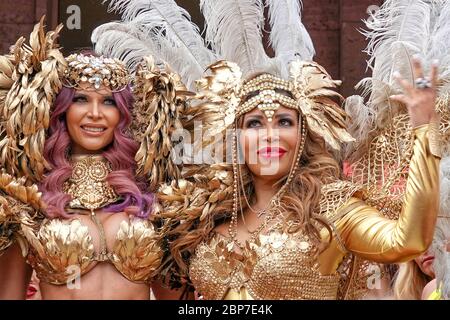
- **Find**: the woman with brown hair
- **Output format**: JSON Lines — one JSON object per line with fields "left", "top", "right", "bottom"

{"left": 153, "top": 56, "right": 439, "bottom": 300}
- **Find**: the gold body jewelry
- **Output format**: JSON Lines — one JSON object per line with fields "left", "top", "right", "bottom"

{"left": 63, "top": 155, "right": 120, "bottom": 211}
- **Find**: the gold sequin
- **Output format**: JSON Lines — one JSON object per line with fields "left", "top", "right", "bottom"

{"left": 189, "top": 226, "right": 339, "bottom": 300}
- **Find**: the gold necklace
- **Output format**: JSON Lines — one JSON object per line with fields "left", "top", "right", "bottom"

{"left": 63, "top": 154, "right": 120, "bottom": 211}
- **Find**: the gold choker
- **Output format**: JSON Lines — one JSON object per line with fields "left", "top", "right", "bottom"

{"left": 64, "top": 155, "right": 120, "bottom": 211}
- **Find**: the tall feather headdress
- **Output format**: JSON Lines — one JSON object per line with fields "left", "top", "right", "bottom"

{"left": 346, "top": 0, "right": 450, "bottom": 199}
{"left": 93, "top": 0, "right": 315, "bottom": 86}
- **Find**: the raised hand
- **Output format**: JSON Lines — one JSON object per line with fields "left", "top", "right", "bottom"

{"left": 390, "top": 58, "right": 439, "bottom": 128}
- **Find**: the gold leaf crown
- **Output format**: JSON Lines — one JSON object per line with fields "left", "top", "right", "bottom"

{"left": 63, "top": 53, "right": 130, "bottom": 91}
{"left": 196, "top": 60, "right": 355, "bottom": 152}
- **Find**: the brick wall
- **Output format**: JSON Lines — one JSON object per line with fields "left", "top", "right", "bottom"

{"left": 0, "top": 0, "right": 383, "bottom": 97}
{"left": 0, "top": 0, "right": 47, "bottom": 54}
{"left": 339, "top": 0, "right": 383, "bottom": 96}
{"left": 302, "top": 0, "right": 383, "bottom": 96}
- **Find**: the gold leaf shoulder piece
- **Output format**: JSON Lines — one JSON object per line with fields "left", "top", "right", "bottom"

{"left": 193, "top": 61, "right": 243, "bottom": 146}
{"left": 0, "top": 16, "right": 66, "bottom": 183}
{"left": 0, "top": 171, "right": 45, "bottom": 255}
{"left": 0, "top": 171, "right": 46, "bottom": 211}
{"left": 154, "top": 164, "right": 234, "bottom": 288}
{"left": 131, "top": 56, "right": 192, "bottom": 191}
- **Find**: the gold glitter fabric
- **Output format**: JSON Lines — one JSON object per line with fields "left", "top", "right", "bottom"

{"left": 189, "top": 224, "right": 340, "bottom": 300}
{"left": 188, "top": 124, "right": 439, "bottom": 299}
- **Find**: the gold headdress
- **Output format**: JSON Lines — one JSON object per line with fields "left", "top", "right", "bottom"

{"left": 63, "top": 53, "right": 130, "bottom": 91}
{"left": 195, "top": 60, "right": 354, "bottom": 152}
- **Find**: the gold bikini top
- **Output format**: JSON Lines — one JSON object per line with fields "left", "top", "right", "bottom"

{"left": 189, "top": 219, "right": 340, "bottom": 300}
{"left": 20, "top": 155, "right": 163, "bottom": 285}
{"left": 24, "top": 214, "right": 162, "bottom": 285}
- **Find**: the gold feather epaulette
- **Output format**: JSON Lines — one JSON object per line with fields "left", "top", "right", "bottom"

{"left": 0, "top": 17, "right": 66, "bottom": 183}
{"left": 0, "top": 171, "right": 45, "bottom": 255}
{"left": 154, "top": 164, "right": 234, "bottom": 288}
{"left": 131, "top": 56, "right": 193, "bottom": 191}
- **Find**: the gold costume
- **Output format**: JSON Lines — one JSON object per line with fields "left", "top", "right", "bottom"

{"left": 25, "top": 214, "right": 161, "bottom": 285}
{"left": 0, "top": 21, "right": 166, "bottom": 288}
{"left": 10, "top": 155, "right": 163, "bottom": 285}
{"left": 188, "top": 124, "right": 439, "bottom": 300}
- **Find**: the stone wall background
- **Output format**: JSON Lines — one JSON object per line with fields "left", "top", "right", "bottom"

{"left": 0, "top": 0, "right": 47, "bottom": 53}
{"left": 0, "top": 0, "right": 383, "bottom": 97}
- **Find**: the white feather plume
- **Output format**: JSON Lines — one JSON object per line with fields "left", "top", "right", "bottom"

{"left": 354, "top": 0, "right": 432, "bottom": 135}
{"left": 200, "top": 0, "right": 270, "bottom": 77}
{"left": 344, "top": 95, "right": 375, "bottom": 142}
{"left": 266, "top": 0, "right": 315, "bottom": 78}
{"left": 343, "top": 95, "right": 376, "bottom": 158}
{"left": 92, "top": 22, "right": 157, "bottom": 72}
{"left": 426, "top": 1, "right": 450, "bottom": 87}
{"left": 432, "top": 156, "right": 450, "bottom": 300}
{"left": 363, "top": 0, "right": 431, "bottom": 86}
{"left": 356, "top": 77, "right": 404, "bottom": 124}
{"left": 97, "top": 0, "right": 216, "bottom": 88}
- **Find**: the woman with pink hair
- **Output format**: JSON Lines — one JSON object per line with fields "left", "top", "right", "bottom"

{"left": 0, "top": 22, "right": 162, "bottom": 299}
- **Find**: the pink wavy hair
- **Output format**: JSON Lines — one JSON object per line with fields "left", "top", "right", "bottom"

{"left": 39, "top": 85, "right": 154, "bottom": 218}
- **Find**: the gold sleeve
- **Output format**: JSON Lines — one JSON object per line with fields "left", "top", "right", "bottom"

{"left": 335, "top": 123, "right": 440, "bottom": 263}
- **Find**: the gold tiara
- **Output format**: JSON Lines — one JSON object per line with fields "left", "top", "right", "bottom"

{"left": 238, "top": 74, "right": 297, "bottom": 121}
{"left": 63, "top": 53, "right": 130, "bottom": 91}
{"left": 196, "top": 60, "right": 355, "bottom": 151}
